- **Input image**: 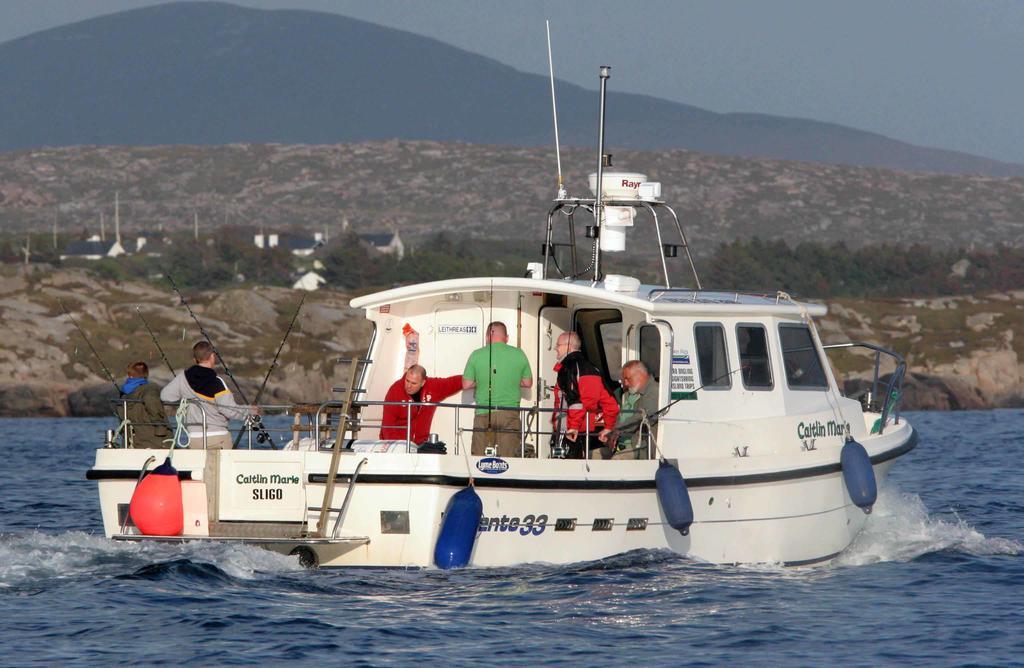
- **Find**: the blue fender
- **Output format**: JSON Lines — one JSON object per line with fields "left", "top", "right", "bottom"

{"left": 656, "top": 460, "right": 694, "bottom": 536}
{"left": 841, "top": 439, "right": 877, "bottom": 513}
{"left": 433, "top": 486, "right": 483, "bottom": 569}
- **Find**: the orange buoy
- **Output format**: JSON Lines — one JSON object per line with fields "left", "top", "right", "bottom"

{"left": 129, "top": 458, "right": 184, "bottom": 536}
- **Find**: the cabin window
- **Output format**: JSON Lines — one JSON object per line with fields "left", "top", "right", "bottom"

{"left": 638, "top": 325, "right": 661, "bottom": 382}
{"left": 737, "top": 324, "right": 773, "bottom": 390}
{"left": 779, "top": 325, "right": 829, "bottom": 390}
{"left": 694, "top": 323, "right": 731, "bottom": 389}
{"left": 574, "top": 309, "right": 622, "bottom": 384}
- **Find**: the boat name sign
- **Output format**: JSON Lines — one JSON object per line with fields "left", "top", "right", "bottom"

{"left": 796, "top": 419, "right": 849, "bottom": 440}
{"left": 478, "top": 513, "right": 549, "bottom": 535}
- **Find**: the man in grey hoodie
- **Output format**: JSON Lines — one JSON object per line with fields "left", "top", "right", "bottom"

{"left": 160, "top": 341, "right": 259, "bottom": 449}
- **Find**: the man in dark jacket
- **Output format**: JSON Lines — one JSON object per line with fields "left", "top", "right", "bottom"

{"left": 120, "top": 361, "right": 171, "bottom": 449}
{"left": 552, "top": 332, "right": 619, "bottom": 458}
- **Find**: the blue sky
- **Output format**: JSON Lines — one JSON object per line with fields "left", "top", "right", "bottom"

{"left": 5, "top": 0, "right": 1023, "bottom": 164}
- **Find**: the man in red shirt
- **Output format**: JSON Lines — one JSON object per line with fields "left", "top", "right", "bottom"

{"left": 379, "top": 365, "right": 463, "bottom": 444}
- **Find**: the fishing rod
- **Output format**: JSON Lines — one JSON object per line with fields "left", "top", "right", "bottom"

{"left": 135, "top": 307, "right": 175, "bottom": 377}
{"left": 609, "top": 365, "right": 747, "bottom": 440}
{"left": 253, "top": 293, "right": 305, "bottom": 406}
{"left": 166, "top": 274, "right": 246, "bottom": 399}
{"left": 231, "top": 293, "right": 306, "bottom": 449}
{"left": 166, "top": 274, "right": 276, "bottom": 448}
{"left": 59, "top": 299, "right": 120, "bottom": 397}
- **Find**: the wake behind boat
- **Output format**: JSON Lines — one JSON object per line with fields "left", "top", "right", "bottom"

{"left": 87, "top": 67, "right": 916, "bottom": 568}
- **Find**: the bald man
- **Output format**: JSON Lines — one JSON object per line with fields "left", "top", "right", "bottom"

{"left": 552, "top": 331, "right": 619, "bottom": 459}
{"left": 379, "top": 365, "right": 462, "bottom": 445}
{"left": 462, "top": 321, "right": 533, "bottom": 457}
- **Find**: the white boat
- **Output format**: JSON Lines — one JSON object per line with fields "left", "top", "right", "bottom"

{"left": 87, "top": 68, "right": 915, "bottom": 568}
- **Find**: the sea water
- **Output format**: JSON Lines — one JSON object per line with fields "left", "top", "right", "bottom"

{"left": 0, "top": 411, "right": 1020, "bottom": 666}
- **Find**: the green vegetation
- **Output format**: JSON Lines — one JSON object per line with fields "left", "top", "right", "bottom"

{"left": 700, "top": 239, "right": 1024, "bottom": 298}
{"left": 3, "top": 228, "right": 1022, "bottom": 299}
{"left": 320, "top": 231, "right": 536, "bottom": 291}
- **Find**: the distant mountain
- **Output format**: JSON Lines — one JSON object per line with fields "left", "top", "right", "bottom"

{"left": 2, "top": 1, "right": 1023, "bottom": 176}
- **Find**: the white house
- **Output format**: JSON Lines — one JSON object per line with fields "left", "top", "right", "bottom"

{"left": 60, "top": 236, "right": 126, "bottom": 261}
{"left": 256, "top": 232, "right": 325, "bottom": 257}
{"left": 293, "top": 270, "right": 326, "bottom": 291}
{"left": 358, "top": 230, "right": 404, "bottom": 260}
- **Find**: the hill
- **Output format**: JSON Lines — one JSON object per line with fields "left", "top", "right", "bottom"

{"left": 1, "top": 1, "right": 1022, "bottom": 176}
{"left": 2, "top": 143, "right": 1024, "bottom": 252}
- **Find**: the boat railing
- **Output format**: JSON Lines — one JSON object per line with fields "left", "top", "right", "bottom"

{"left": 312, "top": 398, "right": 656, "bottom": 459}
{"left": 822, "top": 341, "right": 907, "bottom": 434}
{"left": 542, "top": 198, "right": 701, "bottom": 289}
{"left": 111, "top": 399, "right": 298, "bottom": 450}
{"left": 647, "top": 288, "right": 782, "bottom": 304}
{"left": 110, "top": 396, "right": 654, "bottom": 458}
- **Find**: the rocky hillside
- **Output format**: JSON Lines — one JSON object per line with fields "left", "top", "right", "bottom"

{"left": 0, "top": 267, "right": 370, "bottom": 417}
{"left": 2, "top": 143, "right": 1024, "bottom": 251}
{"left": 0, "top": 267, "right": 1019, "bottom": 417}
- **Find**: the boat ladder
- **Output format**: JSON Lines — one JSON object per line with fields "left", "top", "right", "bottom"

{"left": 314, "top": 358, "right": 367, "bottom": 538}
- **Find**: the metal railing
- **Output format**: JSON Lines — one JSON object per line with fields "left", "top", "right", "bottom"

{"left": 541, "top": 198, "right": 701, "bottom": 289}
{"left": 111, "top": 398, "right": 294, "bottom": 450}
{"left": 110, "top": 395, "right": 655, "bottom": 458}
{"left": 311, "top": 398, "right": 655, "bottom": 460}
{"left": 823, "top": 341, "right": 907, "bottom": 434}
{"left": 647, "top": 288, "right": 783, "bottom": 304}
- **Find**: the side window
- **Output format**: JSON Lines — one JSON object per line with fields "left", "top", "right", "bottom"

{"left": 779, "top": 325, "right": 828, "bottom": 389}
{"left": 638, "top": 325, "right": 661, "bottom": 383}
{"left": 737, "top": 325, "right": 773, "bottom": 389}
{"left": 598, "top": 321, "right": 622, "bottom": 382}
{"left": 694, "top": 323, "right": 730, "bottom": 389}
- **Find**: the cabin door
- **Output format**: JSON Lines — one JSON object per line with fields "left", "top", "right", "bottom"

{"left": 536, "top": 306, "right": 570, "bottom": 409}
{"left": 431, "top": 304, "right": 485, "bottom": 450}
{"left": 431, "top": 304, "right": 486, "bottom": 377}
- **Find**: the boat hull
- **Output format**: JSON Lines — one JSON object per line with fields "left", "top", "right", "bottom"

{"left": 89, "top": 421, "right": 915, "bottom": 568}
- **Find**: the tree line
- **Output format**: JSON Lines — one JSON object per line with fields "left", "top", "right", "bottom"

{"left": 699, "top": 239, "right": 1024, "bottom": 298}
{"left": 2, "top": 229, "right": 1021, "bottom": 298}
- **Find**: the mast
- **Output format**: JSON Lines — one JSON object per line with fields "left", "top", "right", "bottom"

{"left": 546, "top": 20, "right": 566, "bottom": 200}
{"left": 114, "top": 191, "right": 121, "bottom": 247}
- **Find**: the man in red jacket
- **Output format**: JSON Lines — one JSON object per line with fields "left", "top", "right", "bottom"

{"left": 379, "top": 365, "right": 463, "bottom": 444}
{"left": 552, "top": 332, "right": 619, "bottom": 458}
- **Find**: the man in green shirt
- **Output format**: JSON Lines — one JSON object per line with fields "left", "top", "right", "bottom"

{"left": 601, "top": 360, "right": 659, "bottom": 460}
{"left": 462, "top": 321, "right": 533, "bottom": 457}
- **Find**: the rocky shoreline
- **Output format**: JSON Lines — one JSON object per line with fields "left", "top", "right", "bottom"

{"left": 0, "top": 268, "right": 1020, "bottom": 417}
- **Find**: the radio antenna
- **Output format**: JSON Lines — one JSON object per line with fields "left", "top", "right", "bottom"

{"left": 546, "top": 20, "right": 567, "bottom": 200}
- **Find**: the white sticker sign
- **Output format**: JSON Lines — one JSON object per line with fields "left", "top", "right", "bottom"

{"left": 671, "top": 351, "right": 696, "bottom": 397}
{"left": 438, "top": 324, "right": 479, "bottom": 335}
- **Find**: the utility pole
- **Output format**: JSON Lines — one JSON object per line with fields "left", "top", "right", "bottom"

{"left": 100, "top": 211, "right": 106, "bottom": 241}
{"left": 114, "top": 191, "right": 121, "bottom": 247}
{"left": 21, "top": 235, "right": 30, "bottom": 266}
{"left": 52, "top": 209, "right": 58, "bottom": 250}
{"left": 193, "top": 211, "right": 199, "bottom": 241}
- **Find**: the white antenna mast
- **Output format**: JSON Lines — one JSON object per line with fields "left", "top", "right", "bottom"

{"left": 546, "top": 20, "right": 567, "bottom": 200}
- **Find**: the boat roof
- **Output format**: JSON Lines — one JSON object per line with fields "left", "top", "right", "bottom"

{"left": 349, "top": 277, "right": 827, "bottom": 317}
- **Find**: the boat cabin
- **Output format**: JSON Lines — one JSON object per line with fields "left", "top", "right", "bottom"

{"left": 350, "top": 277, "right": 838, "bottom": 460}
